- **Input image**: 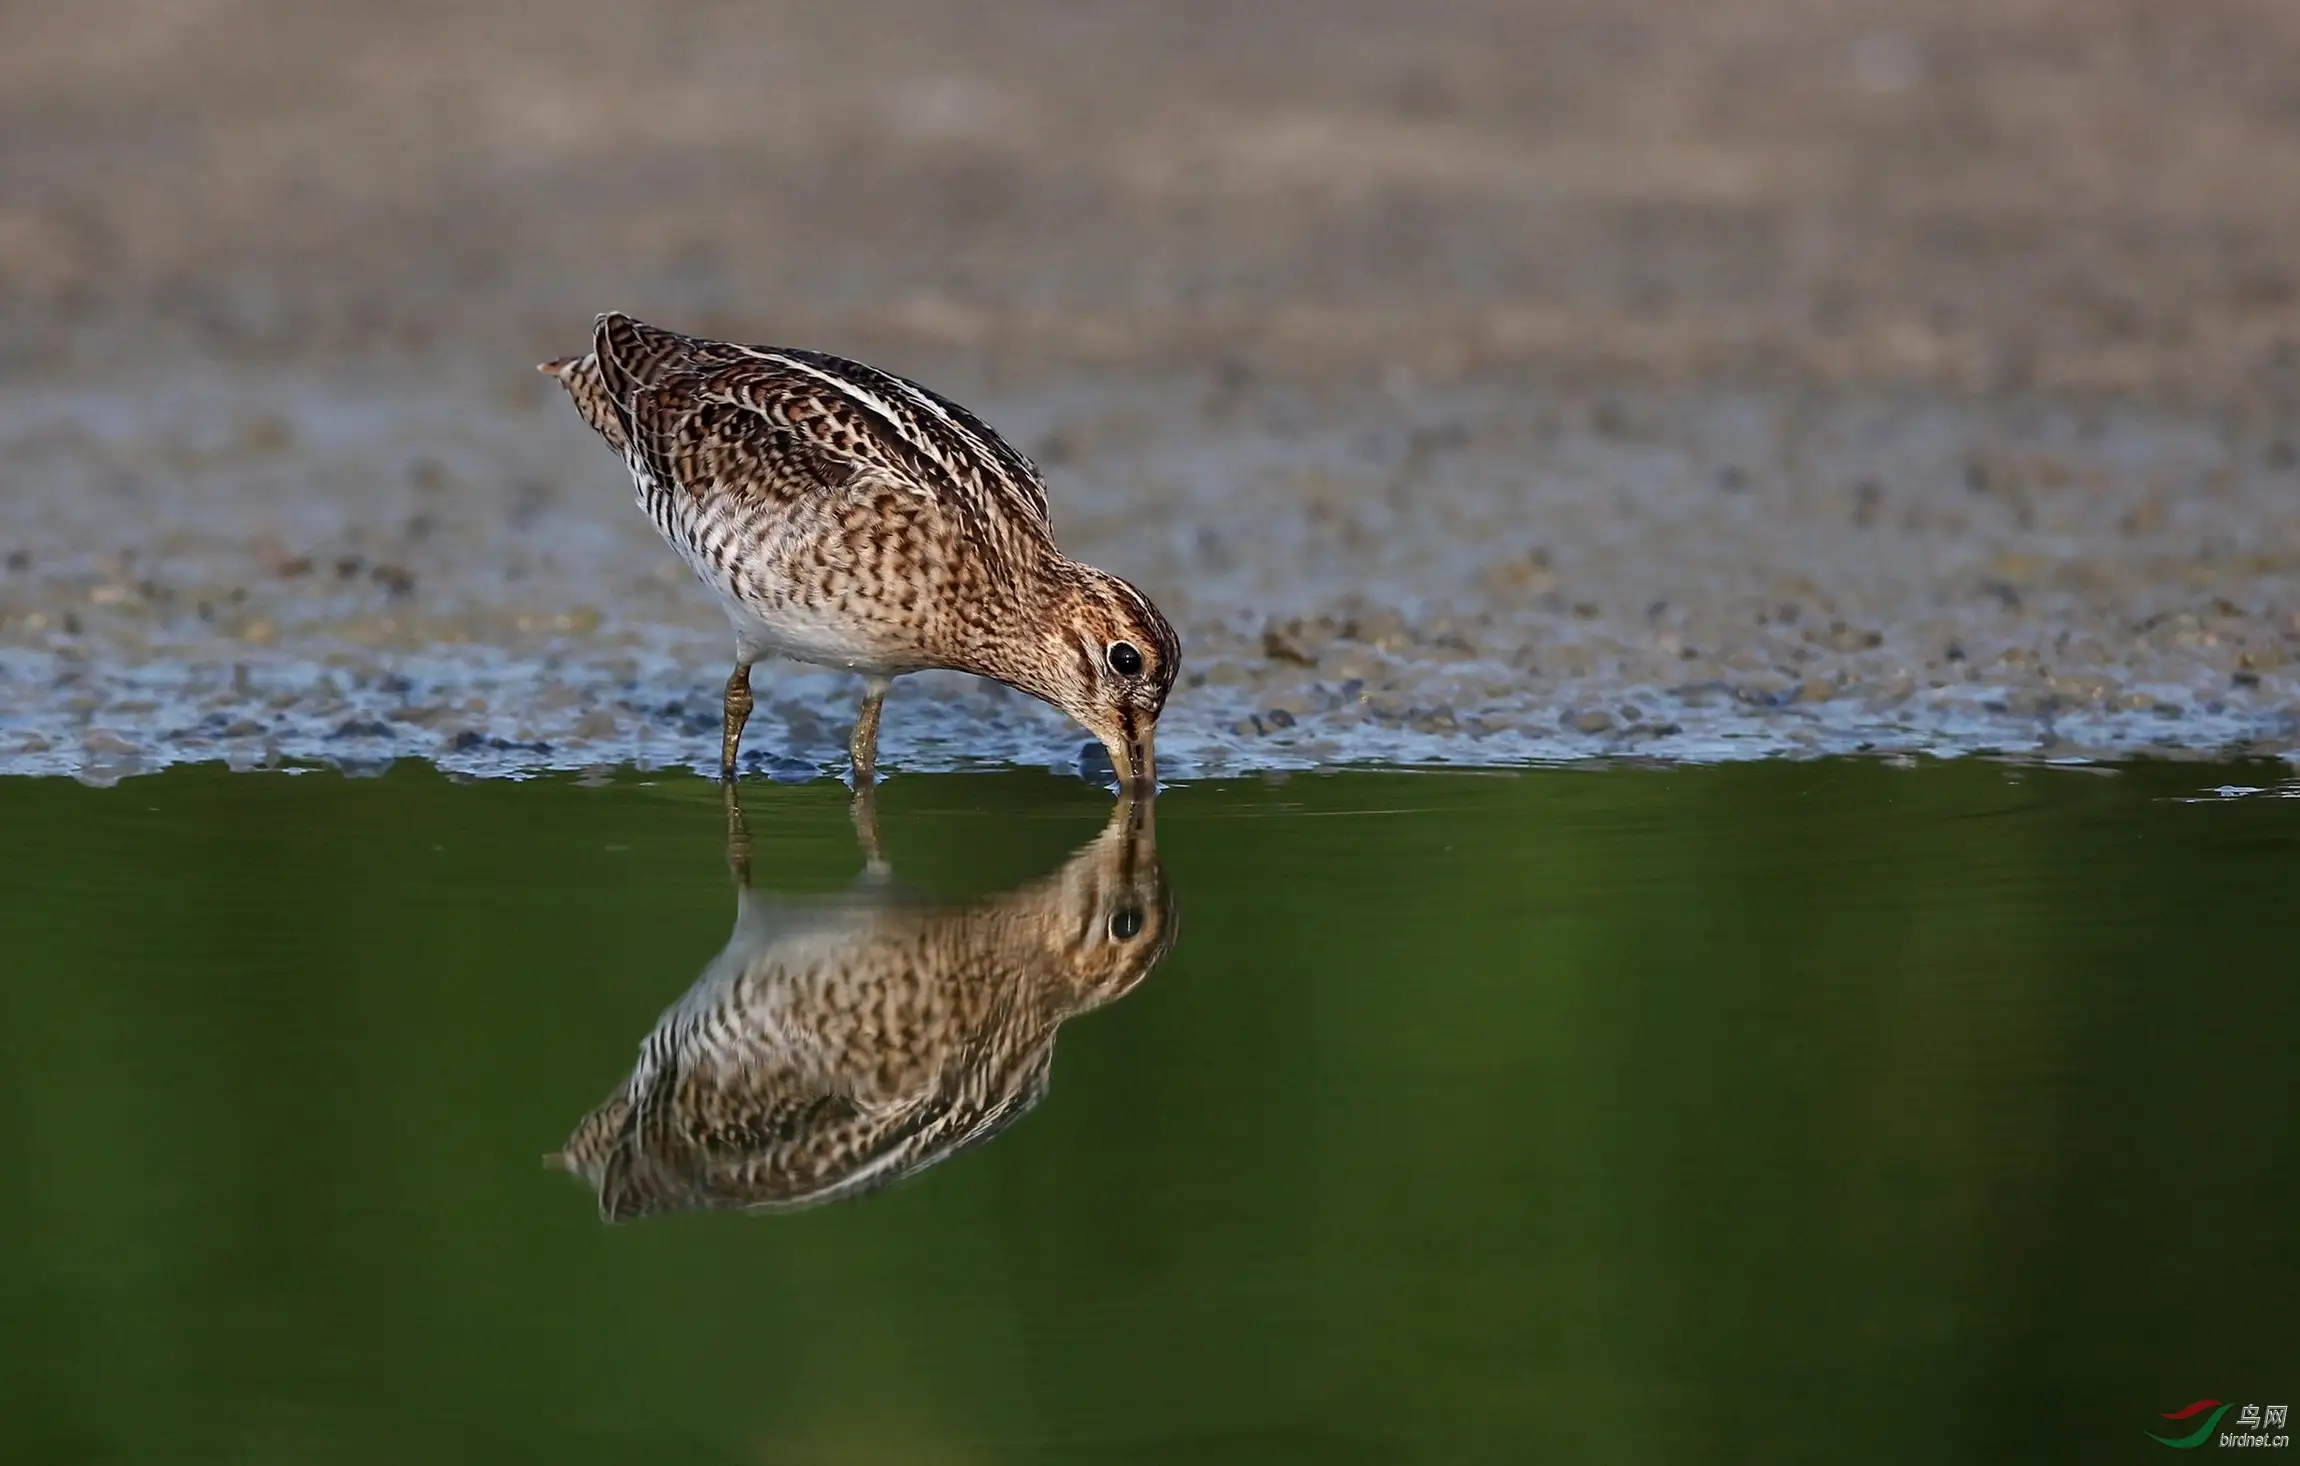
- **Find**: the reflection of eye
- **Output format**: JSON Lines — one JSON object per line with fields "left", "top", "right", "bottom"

{"left": 1108, "top": 905, "right": 1144, "bottom": 941}
{"left": 1107, "top": 642, "right": 1143, "bottom": 677}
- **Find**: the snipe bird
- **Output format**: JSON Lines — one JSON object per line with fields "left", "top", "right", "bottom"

{"left": 550, "top": 790, "right": 1175, "bottom": 1220}
{"left": 542, "top": 314, "right": 1180, "bottom": 788}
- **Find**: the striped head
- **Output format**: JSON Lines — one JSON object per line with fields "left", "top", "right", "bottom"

{"left": 1021, "top": 564, "right": 1180, "bottom": 790}
{"left": 1038, "top": 793, "right": 1178, "bottom": 1009}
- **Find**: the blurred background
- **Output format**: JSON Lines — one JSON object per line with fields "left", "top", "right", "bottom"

{"left": 7, "top": 0, "right": 2300, "bottom": 395}
{"left": 1, "top": 0, "right": 2298, "bottom": 776}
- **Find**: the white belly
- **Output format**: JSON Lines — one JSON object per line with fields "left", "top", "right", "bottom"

{"left": 725, "top": 599, "right": 920, "bottom": 676}
{"left": 641, "top": 477, "right": 930, "bottom": 677}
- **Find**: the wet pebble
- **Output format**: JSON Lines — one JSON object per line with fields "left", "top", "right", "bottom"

{"left": 1340, "top": 605, "right": 1410, "bottom": 649}
{"left": 1479, "top": 548, "right": 1557, "bottom": 599}
{"left": 1261, "top": 620, "right": 1321, "bottom": 667}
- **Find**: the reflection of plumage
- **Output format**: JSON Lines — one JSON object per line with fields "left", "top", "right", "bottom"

{"left": 552, "top": 796, "right": 1174, "bottom": 1221}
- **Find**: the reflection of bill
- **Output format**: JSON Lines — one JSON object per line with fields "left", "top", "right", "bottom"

{"left": 552, "top": 792, "right": 1175, "bottom": 1221}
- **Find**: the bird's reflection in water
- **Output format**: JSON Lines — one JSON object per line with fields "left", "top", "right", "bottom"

{"left": 552, "top": 789, "right": 1176, "bottom": 1222}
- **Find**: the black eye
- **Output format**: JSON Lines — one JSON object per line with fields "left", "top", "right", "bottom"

{"left": 1108, "top": 905, "right": 1144, "bottom": 941}
{"left": 1107, "top": 642, "right": 1144, "bottom": 677}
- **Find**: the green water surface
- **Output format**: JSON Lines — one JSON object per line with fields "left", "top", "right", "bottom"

{"left": 1, "top": 759, "right": 2294, "bottom": 1463}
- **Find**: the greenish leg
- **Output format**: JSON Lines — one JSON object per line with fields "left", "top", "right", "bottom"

{"left": 720, "top": 663, "right": 753, "bottom": 782}
{"left": 849, "top": 677, "right": 890, "bottom": 790}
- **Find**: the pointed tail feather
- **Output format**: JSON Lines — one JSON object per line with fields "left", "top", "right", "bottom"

{"left": 538, "top": 349, "right": 631, "bottom": 456}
